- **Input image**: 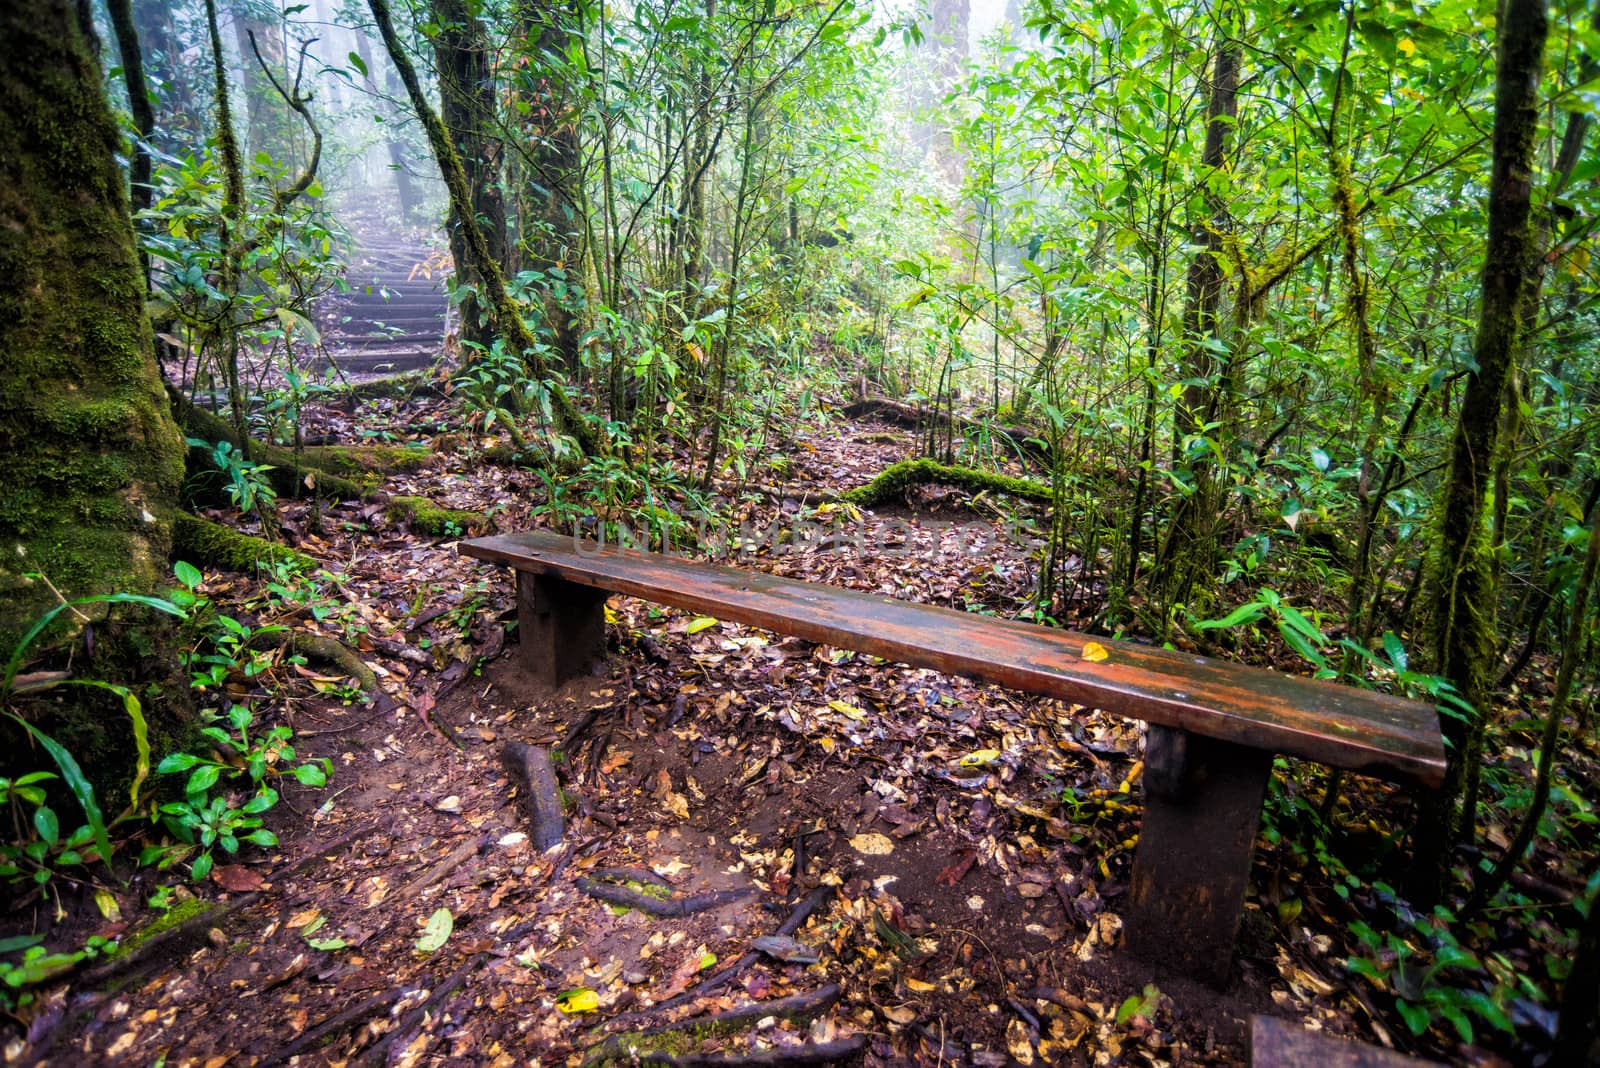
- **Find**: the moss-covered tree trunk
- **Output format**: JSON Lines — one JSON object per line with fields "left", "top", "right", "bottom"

{"left": 1411, "top": 0, "right": 1548, "bottom": 902}
{"left": 1154, "top": 26, "right": 1237, "bottom": 614}
{"left": 431, "top": 0, "right": 507, "bottom": 353}
{"left": 512, "top": 0, "right": 584, "bottom": 369}
{"left": 0, "top": 0, "right": 187, "bottom": 653}
{"left": 368, "top": 0, "right": 601, "bottom": 458}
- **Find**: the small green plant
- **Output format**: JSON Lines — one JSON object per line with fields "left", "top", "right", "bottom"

{"left": 0, "top": 773, "right": 100, "bottom": 887}
{"left": 1347, "top": 901, "right": 1522, "bottom": 1045}
{"left": 188, "top": 438, "right": 277, "bottom": 525}
{"left": 172, "top": 560, "right": 285, "bottom": 694}
{"left": 151, "top": 702, "right": 329, "bottom": 880}
{"left": 1, "top": 579, "right": 186, "bottom": 881}
{"left": 0, "top": 934, "right": 111, "bottom": 1012}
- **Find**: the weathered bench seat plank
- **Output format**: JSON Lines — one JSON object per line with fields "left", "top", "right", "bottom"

{"left": 461, "top": 530, "right": 1444, "bottom": 788}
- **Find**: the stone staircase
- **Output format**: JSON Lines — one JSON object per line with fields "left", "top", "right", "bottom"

{"left": 319, "top": 231, "right": 451, "bottom": 380}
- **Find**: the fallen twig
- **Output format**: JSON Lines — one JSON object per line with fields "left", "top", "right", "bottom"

{"left": 585, "top": 984, "right": 843, "bottom": 1067}
{"left": 576, "top": 875, "right": 755, "bottom": 917}
{"left": 501, "top": 741, "right": 566, "bottom": 849}
{"left": 638, "top": 1036, "right": 867, "bottom": 1067}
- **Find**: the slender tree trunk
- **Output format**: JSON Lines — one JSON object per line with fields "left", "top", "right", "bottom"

{"left": 107, "top": 0, "right": 155, "bottom": 221}
{"left": 368, "top": 0, "right": 599, "bottom": 457}
{"left": 204, "top": 0, "right": 250, "bottom": 437}
{"left": 430, "top": 0, "right": 507, "bottom": 353}
{"left": 1559, "top": 870, "right": 1600, "bottom": 1064}
{"left": 1156, "top": 26, "right": 1237, "bottom": 610}
{"left": 232, "top": 4, "right": 294, "bottom": 174}
{"left": 352, "top": 28, "right": 417, "bottom": 220}
{"left": 1411, "top": 0, "right": 1548, "bottom": 902}
{"left": 1463, "top": 500, "right": 1599, "bottom": 916}
{"left": 512, "top": 0, "right": 583, "bottom": 369}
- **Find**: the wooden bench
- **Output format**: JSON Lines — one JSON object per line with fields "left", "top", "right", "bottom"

{"left": 460, "top": 530, "right": 1445, "bottom": 985}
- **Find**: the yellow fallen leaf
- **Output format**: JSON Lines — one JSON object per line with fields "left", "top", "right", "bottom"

{"left": 94, "top": 889, "right": 121, "bottom": 923}
{"left": 849, "top": 833, "right": 894, "bottom": 856}
{"left": 604, "top": 605, "right": 622, "bottom": 624}
{"left": 287, "top": 908, "right": 321, "bottom": 929}
{"left": 958, "top": 749, "right": 1002, "bottom": 768}
{"left": 556, "top": 987, "right": 600, "bottom": 1014}
{"left": 828, "top": 699, "right": 866, "bottom": 721}
{"left": 686, "top": 616, "right": 720, "bottom": 634}
{"left": 1081, "top": 641, "right": 1109, "bottom": 663}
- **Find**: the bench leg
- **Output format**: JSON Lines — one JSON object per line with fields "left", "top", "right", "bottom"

{"left": 516, "top": 572, "right": 608, "bottom": 686}
{"left": 1125, "top": 725, "right": 1272, "bottom": 987}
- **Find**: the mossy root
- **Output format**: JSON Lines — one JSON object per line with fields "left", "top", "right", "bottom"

{"left": 171, "top": 512, "right": 314, "bottom": 573}
{"left": 385, "top": 495, "right": 487, "bottom": 537}
{"left": 839, "top": 459, "right": 1051, "bottom": 507}
{"left": 247, "top": 630, "right": 382, "bottom": 701}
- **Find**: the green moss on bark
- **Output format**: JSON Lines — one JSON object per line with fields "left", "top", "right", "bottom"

{"left": 0, "top": 0, "right": 187, "bottom": 654}
{"left": 169, "top": 388, "right": 430, "bottom": 500}
{"left": 840, "top": 459, "right": 1051, "bottom": 507}
{"left": 171, "top": 512, "right": 314, "bottom": 573}
{"left": 386, "top": 496, "right": 487, "bottom": 537}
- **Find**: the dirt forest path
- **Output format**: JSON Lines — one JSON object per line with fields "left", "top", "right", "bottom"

{"left": 22, "top": 395, "right": 1356, "bottom": 1067}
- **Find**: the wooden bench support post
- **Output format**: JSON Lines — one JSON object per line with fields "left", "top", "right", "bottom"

{"left": 516, "top": 571, "right": 608, "bottom": 686}
{"left": 1126, "top": 725, "right": 1272, "bottom": 987}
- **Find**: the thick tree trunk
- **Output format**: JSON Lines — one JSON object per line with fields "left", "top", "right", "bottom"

{"left": 431, "top": 0, "right": 507, "bottom": 353}
{"left": 0, "top": 0, "right": 187, "bottom": 650}
{"left": 1411, "top": 0, "right": 1548, "bottom": 901}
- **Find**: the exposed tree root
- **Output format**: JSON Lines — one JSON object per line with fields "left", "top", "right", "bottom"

{"left": 264, "top": 986, "right": 406, "bottom": 1066}
{"left": 844, "top": 395, "right": 1042, "bottom": 448}
{"left": 670, "top": 885, "right": 835, "bottom": 1006}
{"left": 172, "top": 512, "right": 315, "bottom": 572}
{"left": 839, "top": 458, "right": 1051, "bottom": 507}
{"left": 328, "top": 369, "right": 444, "bottom": 404}
{"left": 637, "top": 1037, "right": 867, "bottom": 1067}
{"left": 576, "top": 873, "right": 756, "bottom": 918}
{"left": 384, "top": 494, "right": 487, "bottom": 537}
{"left": 170, "top": 387, "right": 432, "bottom": 500}
{"left": 500, "top": 741, "right": 566, "bottom": 849}
{"left": 585, "top": 984, "right": 843, "bottom": 1068}
{"left": 477, "top": 439, "right": 557, "bottom": 469}
{"left": 599, "top": 886, "right": 836, "bottom": 1035}
{"left": 171, "top": 390, "right": 370, "bottom": 500}
{"left": 247, "top": 629, "right": 385, "bottom": 705}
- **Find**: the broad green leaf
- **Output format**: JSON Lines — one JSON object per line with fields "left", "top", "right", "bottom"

{"left": 415, "top": 907, "right": 453, "bottom": 953}
{"left": 4, "top": 713, "right": 111, "bottom": 872}
{"left": 1194, "top": 602, "right": 1267, "bottom": 630}
{"left": 124, "top": 689, "right": 150, "bottom": 810}
{"left": 173, "top": 560, "right": 202, "bottom": 589}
